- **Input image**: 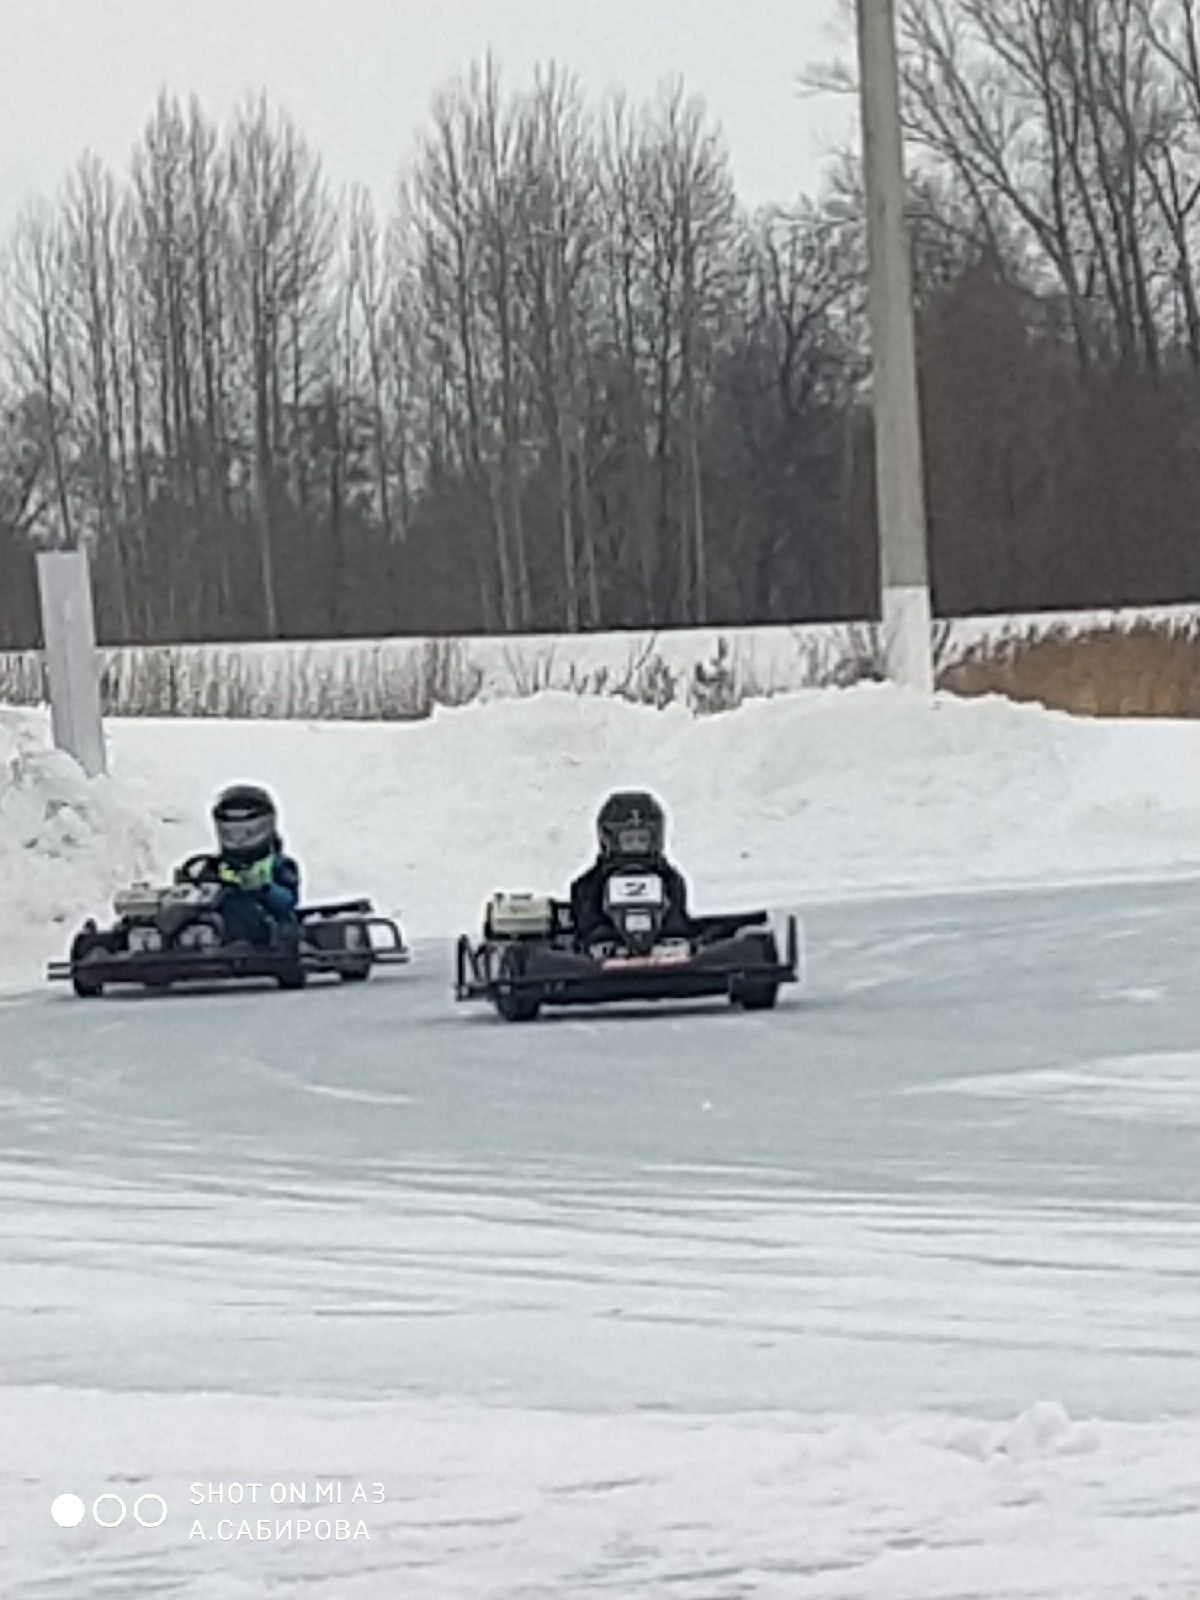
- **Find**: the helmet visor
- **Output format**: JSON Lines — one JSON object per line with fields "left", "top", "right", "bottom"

{"left": 216, "top": 813, "right": 275, "bottom": 860}
{"left": 603, "top": 819, "right": 660, "bottom": 857}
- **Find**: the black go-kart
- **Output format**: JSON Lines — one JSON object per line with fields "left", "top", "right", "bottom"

{"left": 47, "top": 855, "right": 410, "bottom": 998}
{"left": 456, "top": 870, "right": 800, "bottom": 1023}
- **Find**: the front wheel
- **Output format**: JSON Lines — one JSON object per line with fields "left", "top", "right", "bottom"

{"left": 339, "top": 964, "right": 371, "bottom": 984}
{"left": 494, "top": 946, "right": 541, "bottom": 1022}
{"left": 495, "top": 988, "right": 541, "bottom": 1023}
{"left": 731, "top": 980, "right": 779, "bottom": 1012}
{"left": 70, "top": 933, "right": 107, "bottom": 999}
{"left": 276, "top": 966, "right": 307, "bottom": 991}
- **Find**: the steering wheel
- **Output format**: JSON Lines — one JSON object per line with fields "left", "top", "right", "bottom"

{"left": 175, "top": 853, "right": 219, "bottom": 885}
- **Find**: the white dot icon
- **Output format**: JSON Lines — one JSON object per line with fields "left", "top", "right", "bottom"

{"left": 51, "top": 1494, "right": 86, "bottom": 1529}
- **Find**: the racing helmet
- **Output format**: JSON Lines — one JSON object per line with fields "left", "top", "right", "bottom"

{"left": 597, "top": 791, "right": 666, "bottom": 862}
{"left": 212, "top": 784, "right": 279, "bottom": 864}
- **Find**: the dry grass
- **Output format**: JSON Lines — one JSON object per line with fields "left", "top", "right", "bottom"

{"left": 1, "top": 615, "right": 1197, "bottom": 720}
{"left": 941, "top": 624, "right": 1200, "bottom": 717}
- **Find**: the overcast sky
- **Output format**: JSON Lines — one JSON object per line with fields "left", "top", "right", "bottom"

{"left": 1, "top": 0, "right": 855, "bottom": 231}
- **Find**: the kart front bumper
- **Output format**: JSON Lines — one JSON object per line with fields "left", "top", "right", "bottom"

{"left": 456, "top": 917, "right": 800, "bottom": 1009}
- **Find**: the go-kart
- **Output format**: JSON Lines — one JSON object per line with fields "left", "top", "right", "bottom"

{"left": 456, "top": 869, "right": 799, "bottom": 1022}
{"left": 47, "top": 855, "right": 409, "bottom": 997}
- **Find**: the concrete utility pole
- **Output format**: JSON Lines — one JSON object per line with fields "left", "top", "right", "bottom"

{"left": 856, "top": 0, "right": 935, "bottom": 692}
{"left": 36, "top": 547, "right": 107, "bottom": 777}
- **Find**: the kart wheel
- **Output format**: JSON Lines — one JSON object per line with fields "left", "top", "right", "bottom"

{"left": 495, "top": 989, "right": 541, "bottom": 1023}
{"left": 335, "top": 926, "right": 372, "bottom": 984}
{"left": 72, "top": 973, "right": 104, "bottom": 999}
{"left": 276, "top": 966, "right": 308, "bottom": 991}
{"left": 494, "top": 946, "right": 540, "bottom": 1022}
{"left": 732, "top": 979, "right": 779, "bottom": 1012}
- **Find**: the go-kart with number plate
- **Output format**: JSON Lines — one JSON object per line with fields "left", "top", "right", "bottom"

{"left": 456, "top": 869, "right": 799, "bottom": 1022}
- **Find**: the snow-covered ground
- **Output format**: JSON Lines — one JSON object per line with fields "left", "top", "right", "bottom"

{"left": 3, "top": 880, "right": 1198, "bottom": 1597}
{"left": 2, "top": 689, "right": 1199, "bottom": 1597}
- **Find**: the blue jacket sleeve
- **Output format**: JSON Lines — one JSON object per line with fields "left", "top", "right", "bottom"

{"left": 262, "top": 855, "right": 301, "bottom": 918}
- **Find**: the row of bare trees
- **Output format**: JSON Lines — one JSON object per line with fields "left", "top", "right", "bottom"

{"left": 900, "top": 0, "right": 1200, "bottom": 370}
{"left": 1, "top": 18, "right": 1199, "bottom": 650}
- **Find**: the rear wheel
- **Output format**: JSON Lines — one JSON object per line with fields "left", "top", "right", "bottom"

{"left": 276, "top": 966, "right": 308, "bottom": 991}
{"left": 336, "top": 924, "right": 372, "bottom": 983}
{"left": 72, "top": 972, "right": 104, "bottom": 999}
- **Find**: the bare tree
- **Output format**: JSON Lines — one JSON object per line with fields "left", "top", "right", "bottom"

{"left": 2, "top": 204, "right": 76, "bottom": 548}
{"left": 1, "top": 59, "right": 1197, "bottom": 651}
{"left": 63, "top": 154, "right": 132, "bottom": 631}
{"left": 517, "top": 66, "right": 601, "bottom": 627}
{"left": 227, "top": 97, "right": 333, "bottom": 633}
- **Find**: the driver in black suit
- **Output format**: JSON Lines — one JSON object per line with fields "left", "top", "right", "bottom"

{"left": 570, "top": 791, "right": 690, "bottom": 950}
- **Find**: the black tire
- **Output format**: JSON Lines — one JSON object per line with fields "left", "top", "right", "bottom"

{"left": 494, "top": 946, "right": 540, "bottom": 1021}
{"left": 70, "top": 933, "right": 107, "bottom": 999}
{"left": 334, "top": 926, "right": 372, "bottom": 984}
{"left": 271, "top": 922, "right": 307, "bottom": 990}
{"left": 732, "top": 980, "right": 779, "bottom": 1012}
{"left": 495, "top": 989, "right": 541, "bottom": 1023}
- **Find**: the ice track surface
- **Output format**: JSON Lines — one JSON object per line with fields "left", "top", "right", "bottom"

{"left": 3, "top": 878, "right": 1199, "bottom": 1599}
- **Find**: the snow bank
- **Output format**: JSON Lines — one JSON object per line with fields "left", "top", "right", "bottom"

{"left": 2, "top": 685, "right": 1198, "bottom": 981}
{"left": 0, "top": 708, "right": 158, "bottom": 977}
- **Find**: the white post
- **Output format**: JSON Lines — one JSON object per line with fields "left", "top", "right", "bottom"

{"left": 36, "top": 548, "right": 107, "bottom": 777}
{"left": 857, "top": 0, "right": 935, "bottom": 692}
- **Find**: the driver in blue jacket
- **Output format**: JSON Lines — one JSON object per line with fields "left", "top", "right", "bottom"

{"left": 187, "top": 785, "right": 302, "bottom": 945}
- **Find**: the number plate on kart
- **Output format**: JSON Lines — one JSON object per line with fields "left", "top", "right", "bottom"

{"left": 605, "top": 874, "right": 665, "bottom": 908}
{"left": 601, "top": 949, "right": 692, "bottom": 970}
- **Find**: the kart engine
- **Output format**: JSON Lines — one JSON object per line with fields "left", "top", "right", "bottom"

{"left": 114, "top": 880, "right": 224, "bottom": 948}
{"left": 112, "top": 883, "right": 169, "bottom": 925}
{"left": 486, "top": 893, "right": 556, "bottom": 939}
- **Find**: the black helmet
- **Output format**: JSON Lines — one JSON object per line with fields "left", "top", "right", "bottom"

{"left": 597, "top": 791, "right": 666, "bottom": 861}
{"left": 212, "top": 784, "right": 279, "bottom": 864}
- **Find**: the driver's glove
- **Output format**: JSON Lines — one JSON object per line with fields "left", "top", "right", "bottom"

{"left": 219, "top": 858, "right": 274, "bottom": 891}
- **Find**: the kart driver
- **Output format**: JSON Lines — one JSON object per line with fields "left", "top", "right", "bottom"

{"left": 570, "top": 790, "right": 690, "bottom": 949}
{"left": 185, "top": 784, "right": 302, "bottom": 945}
